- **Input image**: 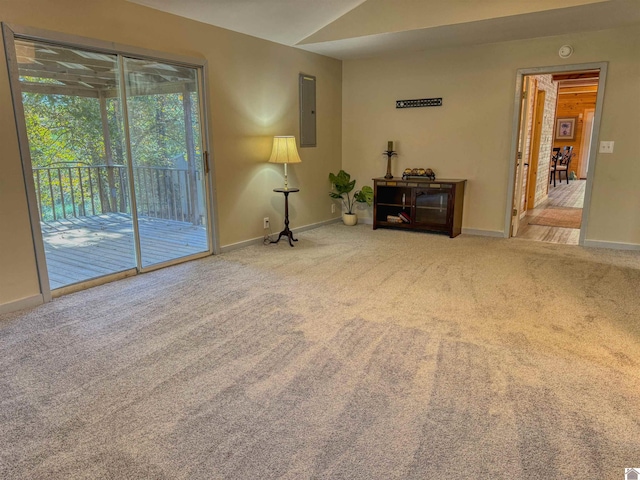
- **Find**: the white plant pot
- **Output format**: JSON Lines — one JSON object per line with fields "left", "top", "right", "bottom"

{"left": 342, "top": 213, "right": 358, "bottom": 226}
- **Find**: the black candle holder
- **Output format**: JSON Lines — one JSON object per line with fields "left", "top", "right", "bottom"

{"left": 383, "top": 150, "right": 397, "bottom": 179}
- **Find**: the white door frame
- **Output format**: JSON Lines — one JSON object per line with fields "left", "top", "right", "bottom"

{"left": 2, "top": 23, "right": 219, "bottom": 300}
{"left": 504, "top": 62, "right": 608, "bottom": 245}
{"left": 579, "top": 108, "right": 596, "bottom": 179}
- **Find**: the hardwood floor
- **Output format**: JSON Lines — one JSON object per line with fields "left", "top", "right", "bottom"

{"left": 515, "top": 179, "right": 586, "bottom": 245}
{"left": 546, "top": 178, "right": 586, "bottom": 208}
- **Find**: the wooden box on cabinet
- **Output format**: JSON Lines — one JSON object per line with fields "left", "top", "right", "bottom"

{"left": 372, "top": 177, "right": 466, "bottom": 238}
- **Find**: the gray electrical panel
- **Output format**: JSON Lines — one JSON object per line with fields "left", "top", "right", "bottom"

{"left": 299, "top": 74, "right": 316, "bottom": 147}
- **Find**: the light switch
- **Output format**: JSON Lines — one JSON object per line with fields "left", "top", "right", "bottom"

{"left": 599, "top": 141, "right": 614, "bottom": 154}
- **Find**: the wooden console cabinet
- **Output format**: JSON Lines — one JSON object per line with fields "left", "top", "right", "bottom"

{"left": 372, "top": 177, "right": 466, "bottom": 238}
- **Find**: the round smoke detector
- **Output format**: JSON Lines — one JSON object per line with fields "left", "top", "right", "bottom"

{"left": 559, "top": 45, "right": 574, "bottom": 58}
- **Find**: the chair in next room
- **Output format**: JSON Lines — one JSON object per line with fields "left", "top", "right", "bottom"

{"left": 550, "top": 146, "right": 573, "bottom": 187}
{"left": 549, "top": 148, "right": 562, "bottom": 187}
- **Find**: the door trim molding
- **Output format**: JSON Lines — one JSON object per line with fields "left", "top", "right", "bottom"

{"left": 2, "top": 23, "right": 52, "bottom": 301}
{"left": 505, "top": 61, "right": 608, "bottom": 246}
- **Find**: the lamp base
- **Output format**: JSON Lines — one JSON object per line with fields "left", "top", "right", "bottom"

{"left": 271, "top": 187, "right": 300, "bottom": 247}
{"left": 271, "top": 226, "right": 298, "bottom": 247}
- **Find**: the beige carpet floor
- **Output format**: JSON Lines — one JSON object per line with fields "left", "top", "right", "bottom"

{"left": 1, "top": 224, "right": 639, "bottom": 479}
{"left": 528, "top": 207, "right": 582, "bottom": 229}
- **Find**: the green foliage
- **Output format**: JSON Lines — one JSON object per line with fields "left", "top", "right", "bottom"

{"left": 23, "top": 93, "right": 105, "bottom": 167}
{"left": 329, "top": 170, "right": 356, "bottom": 196}
{"left": 21, "top": 90, "right": 203, "bottom": 222}
{"left": 21, "top": 91, "right": 201, "bottom": 169}
{"left": 127, "top": 93, "right": 197, "bottom": 167}
{"left": 354, "top": 186, "right": 374, "bottom": 205}
{"left": 329, "top": 170, "right": 373, "bottom": 214}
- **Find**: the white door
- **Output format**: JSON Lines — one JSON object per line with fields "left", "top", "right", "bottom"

{"left": 511, "top": 77, "right": 532, "bottom": 237}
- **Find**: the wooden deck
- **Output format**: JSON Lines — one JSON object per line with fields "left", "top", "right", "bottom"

{"left": 41, "top": 213, "right": 208, "bottom": 290}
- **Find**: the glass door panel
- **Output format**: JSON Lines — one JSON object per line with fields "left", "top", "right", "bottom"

{"left": 123, "top": 57, "right": 209, "bottom": 268}
{"left": 15, "top": 39, "right": 136, "bottom": 289}
{"left": 414, "top": 189, "right": 450, "bottom": 226}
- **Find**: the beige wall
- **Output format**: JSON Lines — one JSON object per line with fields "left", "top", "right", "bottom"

{"left": 0, "top": 0, "right": 342, "bottom": 307}
{"left": 342, "top": 24, "right": 640, "bottom": 240}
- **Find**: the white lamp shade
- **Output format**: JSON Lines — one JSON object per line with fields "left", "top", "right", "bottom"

{"left": 268, "top": 136, "right": 302, "bottom": 164}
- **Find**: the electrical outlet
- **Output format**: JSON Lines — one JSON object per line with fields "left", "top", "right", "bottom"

{"left": 263, "top": 217, "right": 269, "bottom": 229}
{"left": 599, "top": 141, "right": 614, "bottom": 154}
{"left": 331, "top": 204, "right": 336, "bottom": 214}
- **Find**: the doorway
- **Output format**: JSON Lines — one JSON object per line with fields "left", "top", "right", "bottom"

{"left": 506, "top": 63, "right": 607, "bottom": 246}
{"left": 4, "top": 27, "right": 214, "bottom": 296}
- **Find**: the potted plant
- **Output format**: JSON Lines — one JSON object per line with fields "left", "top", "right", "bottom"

{"left": 329, "top": 170, "right": 374, "bottom": 225}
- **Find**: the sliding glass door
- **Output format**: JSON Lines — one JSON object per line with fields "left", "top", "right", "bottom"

{"left": 123, "top": 57, "right": 209, "bottom": 267}
{"left": 15, "top": 39, "right": 137, "bottom": 289}
{"left": 8, "top": 34, "right": 212, "bottom": 291}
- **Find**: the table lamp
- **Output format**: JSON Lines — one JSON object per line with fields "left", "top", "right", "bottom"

{"left": 269, "top": 136, "right": 301, "bottom": 189}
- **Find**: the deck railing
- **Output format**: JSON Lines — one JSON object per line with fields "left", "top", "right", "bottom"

{"left": 33, "top": 164, "right": 202, "bottom": 224}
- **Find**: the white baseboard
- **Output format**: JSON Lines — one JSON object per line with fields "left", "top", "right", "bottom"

{"left": 0, "top": 294, "right": 43, "bottom": 315}
{"left": 461, "top": 228, "right": 506, "bottom": 238}
{"left": 220, "top": 217, "right": 341, "bottom": 253}
{"left": 295, "top": 217, "right": 342, "bottom": 233}
{"left": 219, "top": 235, "right": 265, "bottom": 253}
{"left": 583, "top": 240, "right": 640, "bottom": 250}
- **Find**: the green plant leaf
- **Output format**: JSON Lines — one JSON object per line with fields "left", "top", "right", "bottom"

{"left": 355, "top": 185, "right": 374, "bottom": 205}
{"left": 336, "top": 170, "right": 350, "bottom": 184}
{"left": 329, "top": 170, "right": 356, "bottom": 196}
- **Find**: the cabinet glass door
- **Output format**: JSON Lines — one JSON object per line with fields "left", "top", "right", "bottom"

{"left": 414, "top": 189, "right": 450, "bottom": 226}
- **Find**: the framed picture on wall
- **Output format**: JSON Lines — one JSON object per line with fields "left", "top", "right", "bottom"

{"left": 555, "top": 117, "right": 576, "bottom": 140}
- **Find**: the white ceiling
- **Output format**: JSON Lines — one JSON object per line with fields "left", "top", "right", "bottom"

{"left": 128, "top": 0, "right": 367, "bottom": 46}
{"left": 128, "top": 0, "right": 640, "bottom": 59}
